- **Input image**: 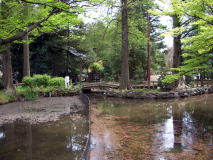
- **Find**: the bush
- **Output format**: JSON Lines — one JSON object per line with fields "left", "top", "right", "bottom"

{"left": 158, "top": 75, "right": 176, "bottom": 91}
{"left": 33, "top": 74, "right": 51, "bottom": 87}
{"left": 89, "top": 61, "right": 104, "bottom": 72}
{"left": 22, "top": 74, "right": 51, "bottom": 88}
{"left": 22, "top": 76, "right": 35, "bottom": 88}
{"left": 48, "top": 77, "right": 65, "bottom": 88}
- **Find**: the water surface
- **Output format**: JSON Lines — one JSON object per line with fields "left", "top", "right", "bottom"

{"left": 0, "top": 115, "right": 89, "bottom": 160}
{"left": 91, "top": 94, "right": 213, "bottom": 159}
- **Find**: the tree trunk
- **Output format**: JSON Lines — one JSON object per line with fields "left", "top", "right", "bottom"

{"left": 172, "top": 14, "right": 182, "bottom": 68}
{"left": 172, "top": 14, "right": 183, "bottom": 88}
{"left": 2, "top": 48, "right": 15, "bottom": 93}
{"left": 120, "top": 0, "right": 130, "bottom": 90}
{"left": 23, "top": 4, "right": 30, "bottom": 77}
{"left": 23, "top": 33, "right": 31, "bottom": 77}
{"left": 146, "top": 13, "right": 151, "bottom": 88}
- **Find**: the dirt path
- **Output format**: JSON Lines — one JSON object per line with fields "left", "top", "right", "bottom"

{"left": 89, "top": 107, "right": 122, "bottom": 160}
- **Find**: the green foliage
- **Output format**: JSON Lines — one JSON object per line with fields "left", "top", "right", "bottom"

{"left": 81, "top": 3, "right": 166, "bottom": 81}
{"left": 0, "top": 0, "right": 84, "bottom": 45}
{"left": 22, "top": 76, "right": 35, "bottom": 88}
{"left": 129, "top": 88, "right": 160, "bottom": 92}
{"left": 11, "top": 27, "right": 88, "bottom": 77}
{"left": 0, "top": 91, "right": 11, "bottom": 104}
{"left": 158, "top": 75, "right": 176, "bottom": 91}
{"left": 33, "top": 74, "right": 51, "bottom": 87}
{"left": 48, "top": 77, "right": 65, "bottom": 88}
{"left": 0, "top": 90, "right": 17, "bottom": 104}
{"left": 22, "top": 74, "right": 51, "bottom": 87}
{"left": 162, "top": 74, "right": 181, "bottom": 84}
{"left": 21, "top": 91, "right": 39, "bottom": 100}
{"left": 22, "top": 74, "right": 67, "bottom": 88}
{"left": 89, "top": 61, "right": 104, "bottom": 72}
{"left": 159, "top": 0, "right": 213, "bottom": 83}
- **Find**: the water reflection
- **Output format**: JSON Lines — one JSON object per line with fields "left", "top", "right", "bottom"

{"left": 0, "top": 115, "right": 89, "bottom": 160}
{"left": 0, "top": 132, "right": 6, "bottom": 139}
{"left": 92, "top": 94, "right": 213, "bottom": 159}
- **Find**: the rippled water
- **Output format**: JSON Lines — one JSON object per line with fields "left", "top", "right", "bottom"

{"left": 91, "top": 94, "right": 213, "bottom": 159}
{"left": 0, "top": 115, "right": 89, "bottom": 160}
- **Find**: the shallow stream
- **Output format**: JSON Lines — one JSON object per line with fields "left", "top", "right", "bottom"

{"left": 90, "top": 94, "right": 213, "bottom": 159}
{"left": 0, "top": 95, "right": 212, "bottom": 160}
{"left": 0, "top": 96, "right": 89, "bottom": 160}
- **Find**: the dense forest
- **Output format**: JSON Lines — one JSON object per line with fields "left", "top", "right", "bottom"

{"left": 0, "top": 1, "right": 213, "bottom": 159}
{"left": 0, "top": 0, "right": 212, "bottom": 92}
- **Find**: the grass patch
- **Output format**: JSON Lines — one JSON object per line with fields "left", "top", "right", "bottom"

{"left": 0, "top": 83, "right": 82, "bottom": 105}
{"left": 0, "top": 91, "right": 10, "bottom": 104}
{"left": 0, "top": 91, "right": 17, "bottom": 104}
{"left": 129, "top": 88, "right": 160, "bottom": 92}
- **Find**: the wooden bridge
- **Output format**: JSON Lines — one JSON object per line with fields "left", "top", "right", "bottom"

{"left": 82, "top": 81, "right": 158, "bottom": 92}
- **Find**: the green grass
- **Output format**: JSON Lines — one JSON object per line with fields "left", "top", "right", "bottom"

{"left": 0, "top": 84, "right": 81, "bottom": 105}
{"left": 0, "top": 91, "right": 16, "bottom": 104}
{"left": 22, "top": 85, "right": 80, "bottom": 96}
{"left": 129, "top": 88, "right": 160, "bottom": 92}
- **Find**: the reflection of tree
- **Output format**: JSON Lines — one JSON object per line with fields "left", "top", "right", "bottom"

{"left": 26, "top": 123, "right": 32, "bottom": 160}
{"left": 100, "top": 99, "right": 171, "bottom": 126}
{"left": 0, "top": 117, "right": 89, "bottom": 160}
{"left": 186, "top": 101, "right": 213, "bottom": 139}
{"left": 172, "top": 103, "right": 184, "bottom": 149}
{"left": 0, "top": 121, "right": 33, "bottom": 160}
{"left": 67, "top": 116, "right": 89, "bottom": 159}
{"left": 171, "top": 96, "right": 213, "bottom": 148}
{"left": 4, "top": 123, "right": 15, "bottom": 146}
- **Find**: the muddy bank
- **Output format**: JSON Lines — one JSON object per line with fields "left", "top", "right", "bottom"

{"left": 0, "top": 96, "right": 86, "bottom": 125}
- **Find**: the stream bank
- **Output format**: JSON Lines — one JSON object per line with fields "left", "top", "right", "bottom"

{"left": 92, "top": 86, "right": 213, "bottom": 99}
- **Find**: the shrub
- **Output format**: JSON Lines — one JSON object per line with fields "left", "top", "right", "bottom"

{"left": 22, "top": 76, "right": 35, "bottom": 88}
{"left": 48, "top": 77, "right": 65, "bottom": 88}
{"left": 158, "top": 75, "right": 176, "bottom": 91}
{"left": 22, "top": 74, "right": 51, "bottom": 88}
{"left": 0, "top": 91, "right": 10, "bottom": 104}
{"left": 22, "top": 91, "right": 38, "bottom": 100}
{"left": 33, "top": 74, "right": 51, "bottom": 87}
{"left": 89, "top": 61, "right": 104, "bottom": 72}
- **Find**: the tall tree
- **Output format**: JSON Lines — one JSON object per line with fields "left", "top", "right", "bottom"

{"left": 23, "top": 33, "right": 30, "bottom": 77}
{"left": 23, "top": 4, "right": 30, "bottom": 77}
{"left": 2, "top": 47, "right": 15, "bottom": 93}
{"left": 172, "top": 14, "right": 182, "bottom": 69}
{"left": 120, "top": 0, "right": 130, "bottom": 89}
{"left": 0, "top": 0, "right": 86, "bottom": 91}
{"left": 162, "top": 0, "right": 213, "bottom": 84}
{"left": 146, "top": 12, "right": 151, "bottom": 87}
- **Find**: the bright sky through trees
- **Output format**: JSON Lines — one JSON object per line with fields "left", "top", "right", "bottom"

{"left": 80, "top": 0, "right": 173, "bottom": 47}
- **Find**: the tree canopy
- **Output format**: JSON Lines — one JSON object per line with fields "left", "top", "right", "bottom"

{"left": 0, "top": 0, "right": 84, "bottom": 47}
{"left": 159, "top": 0, "right": 213, "bottom": 83}
{"left": 0, "top": 0, "right": 212, "bottom": 90}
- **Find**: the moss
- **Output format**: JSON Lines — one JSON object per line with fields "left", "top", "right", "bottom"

{"left": 129, "top": 88, "right": 160, "bottom": 92}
